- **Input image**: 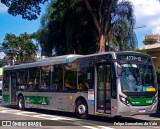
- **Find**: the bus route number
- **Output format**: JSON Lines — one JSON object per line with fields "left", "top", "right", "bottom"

{"left": 126, "top": 56, "right": 142, "bottom": 61}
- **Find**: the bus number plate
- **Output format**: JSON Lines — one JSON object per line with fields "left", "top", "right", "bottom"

{"left": 139, "top": 109, "right": 146, "bottom": 113}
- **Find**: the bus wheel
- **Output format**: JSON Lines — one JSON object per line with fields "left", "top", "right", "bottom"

{"left": 76, "top": 100, "right": 88, "bottom": 119}
{"left": 18, "top": 96, "right": 25, "bottom": 110}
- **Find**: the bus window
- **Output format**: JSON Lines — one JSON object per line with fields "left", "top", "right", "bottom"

{"left": 50, "top": 65, "right": 56, "bottom": 91}
{"left": 17, "top": 69, "right": 28, "bottom": 91}
{"left": 28, "top": 67, "right": 40, "bottom": 91}
{"left": 3, "top": 71, "right": 9, "bottom": 91}
{"left": 78, "top": 61, "right": 94, "bottom": 91}
{"left": 54, "top": 65, "right": 63, "bottom": 91}
{"left": 40, "top": 66, "right": 52, "bottom": 91}
{"left": 64, "top": 62, "right": 77, "bottom": 91}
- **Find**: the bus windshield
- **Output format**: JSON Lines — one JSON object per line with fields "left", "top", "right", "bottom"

{"left": 120, "top": 63, "right": 156, "bottom": 92}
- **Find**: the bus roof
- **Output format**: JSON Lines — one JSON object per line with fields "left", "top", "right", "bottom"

{"left": 3, "top": 51, "right": 150, "bottom": 70}
{"left": 3, "top": 54, "right": 83, "bottom": 70}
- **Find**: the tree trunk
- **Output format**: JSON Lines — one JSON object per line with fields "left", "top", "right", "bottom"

{"left": 119, "top": 42, "right": 122, "bottom": 51}
{"left": 99, "top": 34, "right": 106, "bottom": 52}
{"left": 9, "top": 57, "right": 14, "bottom": 65}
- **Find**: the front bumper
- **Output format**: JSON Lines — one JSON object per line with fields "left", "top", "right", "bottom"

{"left": 116, "top": 101, "right": 157, "bottom": 116}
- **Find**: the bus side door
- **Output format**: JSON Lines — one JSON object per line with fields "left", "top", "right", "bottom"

{"left": 96, "top": 63, "right": 111, "bottom": 113}
{"left": 96, "top": 62, "right": 117, "bottom": 115}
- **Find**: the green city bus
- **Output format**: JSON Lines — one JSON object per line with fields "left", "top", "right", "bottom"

{"left": 2, "top": 51, "right": 158, "bottom": 118}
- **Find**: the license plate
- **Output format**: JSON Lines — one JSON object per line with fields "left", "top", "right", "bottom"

{"left": 139, "top": 109, "right": 146, "bottom": 113}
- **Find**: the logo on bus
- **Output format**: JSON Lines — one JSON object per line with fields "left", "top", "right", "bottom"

{"left": 146, "top": 100, "right": 152, "bottom": 104}
{"left": 132, "top": 102, "right": 140, "bottom": 104}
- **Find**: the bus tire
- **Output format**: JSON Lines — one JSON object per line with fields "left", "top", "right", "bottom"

{"left": 18, "top": 96, "right": 25, "bottom": 110}
{"left": 76, "top": 100, "right": 88, "bottom": 119}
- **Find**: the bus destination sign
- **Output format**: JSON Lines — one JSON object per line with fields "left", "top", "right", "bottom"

{"left": 126, "top": 56, "right": 142, "bottom": 61}
{"left": 117, "top": 54, "right": 151, "bottom": 63}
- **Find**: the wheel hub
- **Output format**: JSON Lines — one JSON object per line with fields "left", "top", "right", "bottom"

{"left": 19, "top": 99, "right": 22, "bottom": 108}
{"left": 78, "top": 104, "right": 86, "bottom": 114}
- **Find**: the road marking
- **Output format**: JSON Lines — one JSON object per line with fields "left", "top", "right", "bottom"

{"left": 0, "top": 106, "right": 116, "bottom": 129}
{"left": 97, "top": 126, "right": 114, "bottom": 129}
{"left": 0, "top": 108, "right": 80, "bottom": 121}
{"left": 144, "top": 126, "right": 160, "bottom": 129}
{"left": 0, "top": 109, "right": 18, "bottom": 113}
{"left": 83, "top": 126, "right": 114, "bottom": 129}
{"left": 83, "top": 126, "right": 99, "bottom": 129}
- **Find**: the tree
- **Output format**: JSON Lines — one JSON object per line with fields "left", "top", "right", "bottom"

{"left": 156, "top": 67, "right": 160, "bottom": 84}
{"left": 135, "top": 48, "right": 147, "bottom": 54}
{"left": 111, "top": 21, "right": 137, "bottom": 51}
{"left": 84, "top": 0, "right": 136, "bottom": 52}
{"left": 35, "top": 0, "right": 136, "bottom": 55}
{"left": 1, "top": 0, "right": 48, "bottom": 20}
{"left": 2, "top": 33, "right": 37, "bottom": 65}
{"left": 35, "top": 0, "right": 98, "bottom": 56}
{"left": 143, "top": 38, "right": 157, "bottom": 45}
{"left": 0, "top": 59, "right": 7, "bottom": 67}
{"left": 2, "top": 0, "right": 137, "bottom": 54}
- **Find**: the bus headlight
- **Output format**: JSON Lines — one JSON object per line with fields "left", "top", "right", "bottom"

{"left": 119, "top": 95, "right": 130, "bottom": 106}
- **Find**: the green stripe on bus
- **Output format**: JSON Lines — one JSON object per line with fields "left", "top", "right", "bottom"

{"left": 24, "top": 96, "right": 49, "bottom": 105}
{"left": 127, "top": 96, "right": 156, "bottom": 106}
{"left": 3, "top": 95, "right": 10, "bottom": 102}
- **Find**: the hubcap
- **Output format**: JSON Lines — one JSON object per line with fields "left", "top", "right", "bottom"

{"left": 78, "top": 104, "right": 86, "bottom": 114}
{"left": 19, "top": 99, "right": 22, "bottom": 108}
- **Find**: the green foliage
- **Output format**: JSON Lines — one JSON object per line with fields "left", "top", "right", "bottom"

{"left": 2, "top": 0, "right": 137, "bottom": 54}
{"left": 2, "top": 33, "right": 37, "bottom": 64}
{"left": 35, "top": 0, "right": 97, "bottom": 56}
{"left": 0, "top": 59, "right": 7, "bottom": 67}
{"left": 143, "top": 38, "right": 157, "bottom": 45}
{"left": 135, "top": 49, "right": 147, "bottom": 54}
{"left": 1, "top": 0, "right": 48, "bottom": 20}
{"left": 113, "top": 1, "right": 137, "bottom": 51}
{"left": 85, "top": 0, "right": 137, "bottom": 52}
{"left": 111, "top": 21, "right": 137, "bottom": 51}
{"left": 156, "top": 67, "right": 160, "bottom": 84}
{"left": 35, "top": 0, "right": 137, "bottom": 55}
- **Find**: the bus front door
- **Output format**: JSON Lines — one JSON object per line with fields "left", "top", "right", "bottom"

{"left": 96, "top": 63, "right": 111, "bottom": 114}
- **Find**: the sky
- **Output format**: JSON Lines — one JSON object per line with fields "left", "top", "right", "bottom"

{"left": 129, "top": 0, "right": 160, "bottom": 47}
{"left": 0, "top": 2, "right": 46, "bottom": 43}
{"left": 0, "top": 0, "right": 160, "bottom": 49}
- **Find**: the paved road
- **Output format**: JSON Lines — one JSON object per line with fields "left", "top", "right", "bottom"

{"left": 0, "top": 106, "right": 160, "bottom": 129}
